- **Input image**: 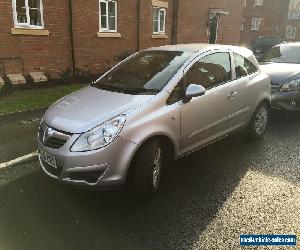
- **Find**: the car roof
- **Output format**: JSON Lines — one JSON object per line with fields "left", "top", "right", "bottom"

{"left": 146, "top": 43, "right": 253, "bottom": 58}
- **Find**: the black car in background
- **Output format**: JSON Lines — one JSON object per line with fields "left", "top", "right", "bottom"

{"left": 259, "top": 43, "right": 300, "bottom": 111}
{"left": 250, "top": 36, "right": 285, "bottom": 58}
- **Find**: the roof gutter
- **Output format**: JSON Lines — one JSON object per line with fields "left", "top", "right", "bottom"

{"left": 172, "top": 0, "right": 179, "bottom": 44}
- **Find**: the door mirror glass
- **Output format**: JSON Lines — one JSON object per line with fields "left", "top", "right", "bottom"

{"left": 183, "top": 84, "right": 206, "bottom": 103}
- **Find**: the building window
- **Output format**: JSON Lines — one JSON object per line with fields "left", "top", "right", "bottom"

{"left": 288, "top": 1, "right": 300, "bottom": 20}
{"left": 99, "top": 0, "right": 117, "bottom": 32}
{"left": 153, "top": 7, "right": 166, "bottom": 34}
{"left": 254, "top": 0, "right": 263, "bottom": 6}
{"left": 286, "top": 26, "right": 296, "bottom": 38}
{"left": 251, "top": 18, "right": 262, "bottom": 30}
{"left": 13, "top": 0, "right": 44, "bottom": 28}
{"left": 244, "top": 0, "right": 247, "bottom": 7}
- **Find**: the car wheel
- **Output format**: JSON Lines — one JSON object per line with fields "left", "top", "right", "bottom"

{"left": 132, "top": 140, "right": 163, "bottom": 197}
{"left": 247, "top": 102, "right": 270, "bottom": 139}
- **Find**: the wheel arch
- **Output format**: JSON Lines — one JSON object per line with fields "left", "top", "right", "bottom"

{"left": 261, "top": 98, "right": 271, "bottom": 109}
{"left": 125, "top": 134, "right": 176, "bottom": 184}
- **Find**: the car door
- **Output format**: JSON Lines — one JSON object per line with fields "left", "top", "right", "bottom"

{"left": 228, "top": 52, "right": 259, "bottom": 127}
{"left": 180, "top": 51, "right": 243, "bottom": 155}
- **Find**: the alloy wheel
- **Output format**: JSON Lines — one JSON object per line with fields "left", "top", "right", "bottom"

{"left": 152, "top": 146, "right": 162, "bottom": 189}
{"left": 254, "top": 106, "right": 268, "bottom": 136}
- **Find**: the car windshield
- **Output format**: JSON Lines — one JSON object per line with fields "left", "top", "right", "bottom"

{"left": 254, "top": 37, "right": 281, "bottom": 46}
{"left": 260, "top": 45, "right": 300, "bottom": 64}
{"left": 92, "top": 50, "right": 191, "bottom": 95}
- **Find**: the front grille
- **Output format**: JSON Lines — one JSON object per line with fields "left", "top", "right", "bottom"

{"left": 44, "top": 137, "right": 67, "bottom": 149}
{"left": 41, "top": 159, "right": 63, "bottom": 178}
{"left": 68, "top": 170, "right": 106, "bottom": 184}
{"left": 38, "top": 122, "right": 72, "bottom": 149}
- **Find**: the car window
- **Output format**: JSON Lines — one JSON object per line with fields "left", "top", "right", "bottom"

{"left": 185, "top": 52, "right": 232, "bottom": 89}
{"left": 234, "top": 53, "right": 258, "bottom": 78}
{"left": 166, "top": 79, "right": 184, "bottom": 105}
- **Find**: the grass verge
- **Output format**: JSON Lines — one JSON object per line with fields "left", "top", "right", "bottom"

{"left": 0, "top": 83, "right": 87, "bottom": 115}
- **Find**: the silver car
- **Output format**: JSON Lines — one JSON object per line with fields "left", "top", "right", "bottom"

{"left": 38, "top": 44, "right": 271, "bottom": 197}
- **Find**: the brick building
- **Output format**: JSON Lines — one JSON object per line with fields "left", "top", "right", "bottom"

{"left": 240, "top": 0, "right": 290, "bottom": 46}
{"left": 240, "top": 0, "right": 300, "bottom": 46}
{"left": 285, "top": 0, "right": 300, "bottom": 41}
{"left": 73, "top": 0, "right": 244, "bottom": 73}
{"left": 0, "top": 0, "right": 244, "bottom": 82}
{"left": 0, "top": 0, "right": 73, "bottom": 80}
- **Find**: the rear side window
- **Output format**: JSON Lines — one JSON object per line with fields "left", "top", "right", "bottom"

{"left": 185, "top": 52, "right": 232, "bottom": 89}
{"left": 233, "top": 53, "right": 258, "bottom": 79}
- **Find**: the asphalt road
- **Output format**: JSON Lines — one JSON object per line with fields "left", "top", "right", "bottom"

{"left": 0, "top": 109, "right": 44, "bottom": 163}
{"left": 0, "top": 111, "right": 299, "bottom": 249}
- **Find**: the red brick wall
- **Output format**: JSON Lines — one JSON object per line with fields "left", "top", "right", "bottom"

{"left": 177, "top": 0, "right": 244, "bottom": 45}
{"left": 0, "top": 0, "right": 72, "bottom": 78}
{"left": 0, "top": 0, "right": 244, "bottom": 78}
{"left": 72, "top": 0, "right": 243, "bottom": 74}
{"left": 72, "top": 0, "right": 174, "bottom": 74}
{"left": 139, "top": 0, "right": 173, "bottom": 49}
{"left": 72, "top": 0, "right": 138, "bottom": 74}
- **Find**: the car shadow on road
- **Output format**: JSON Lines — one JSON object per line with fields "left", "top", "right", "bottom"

{"left": 0, "top": 133, "right": 256, "bottom": 250}
{"left": 0, "top": 111, "right": 299, "bottom": 250}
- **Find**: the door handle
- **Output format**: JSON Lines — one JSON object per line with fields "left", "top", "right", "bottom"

{"left": 228, "top": 91, "right": 238, "bottom": 99}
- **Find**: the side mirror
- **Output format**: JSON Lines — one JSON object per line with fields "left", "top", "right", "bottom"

{"left": 183, "top": 84, "right": 206, "bottom": 103}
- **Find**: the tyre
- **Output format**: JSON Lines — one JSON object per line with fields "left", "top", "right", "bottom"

{"left": 131, "top": 140, "right": 164, "bottom": 197}
{"left": 246, "top": 102, "right": 270, "bottom": 139}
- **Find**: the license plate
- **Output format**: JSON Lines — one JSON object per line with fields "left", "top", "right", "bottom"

{"left": 38, "top": 148, "right": 57, "bottom": 169}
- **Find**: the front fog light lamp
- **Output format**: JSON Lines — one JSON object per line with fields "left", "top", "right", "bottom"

{"left": 71, "top": 115, "right": 126, "bottom": 152}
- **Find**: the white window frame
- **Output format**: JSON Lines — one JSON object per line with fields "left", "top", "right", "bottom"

{"left": 288, "top": 1, "right": 300, "bottom": 20}
{"left": 251, "top": 18, "right": 262, "bottom": 30}
{"left": 254, "top": 0, "right": 263, "bottom": 6}
{"left": 286, "top": 26, "right": 296, "bottom": 39}
{"left": 12, "top": 0, "right": 44, "bottom": 29}
{"left": 153, "top": 7, "right": 166, "bottom": 34}
{"left": 99, "top": 0, "right": 117, "bottom": 33}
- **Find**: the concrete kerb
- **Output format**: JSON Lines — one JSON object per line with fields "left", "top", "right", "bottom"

{"left": 0, "top": 152, "right": 38, "bottom": 170}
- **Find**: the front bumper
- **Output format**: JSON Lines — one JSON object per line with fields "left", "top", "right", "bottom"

{"left": 38, "top": 134, "right": 138, "bottom": 188}
{"left": 271, "top": 90, "right": 300, "bottom": 111}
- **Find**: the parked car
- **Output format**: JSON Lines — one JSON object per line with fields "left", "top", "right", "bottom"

{"left": 249, "top": 36, "right": 285, "bottom": 58}
{"left": 38, "top": 44, "right": 271, "bottom": 197}
{"left": 259, "top": 43, "right": 300, "bottom": 111}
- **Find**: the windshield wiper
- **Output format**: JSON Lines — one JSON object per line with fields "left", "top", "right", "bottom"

{"left": 124, "top": 87, "right": 160, "bottom": 94}
{"left": 93, "top": 83, "right": 159, "bottom": 95}
{"left": 93, "top": 83, "right": 125, "bottom": 92}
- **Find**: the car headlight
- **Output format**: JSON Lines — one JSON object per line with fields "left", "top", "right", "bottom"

{"left": 281, "top": 78, "right": 300, "bottom": 92}
{"left": 70, "top": 115, "right": 126, "bottom": 152}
